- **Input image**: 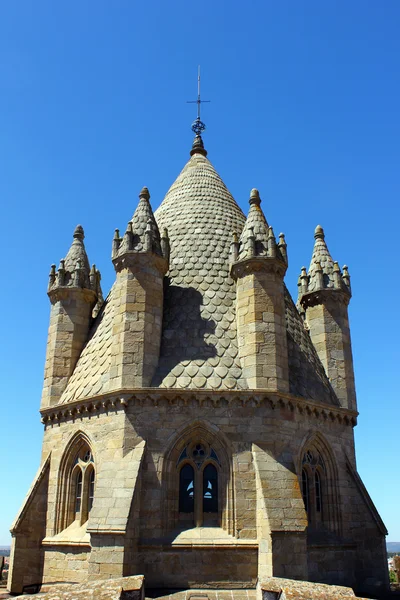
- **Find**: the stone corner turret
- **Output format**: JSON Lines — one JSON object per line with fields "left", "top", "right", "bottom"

{"left": 230, "top": 188, "right": 289, "bottom": 392}
{"left": 42, "top": 225, "right": 102, "bottom": 409}
{"left": 109, "top": 187, "right": 170, "bottom": 390}
{"left": 297, "top": 225, "right": 356, "bottom": 411}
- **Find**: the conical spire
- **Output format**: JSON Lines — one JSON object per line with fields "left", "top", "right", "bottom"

{"left": 114, "top": 187, "right": 163, "bottom": 258}
{"left": 64, "top": 225, "right": 90, "bottom": 278}
{"left": 49, "top": 225, "right": 100, "bottom": 292}
{"left": 307, "top": 225, "right": 336, "bottom": 292}
{"left": 298, "top": 225, "right": 351, "bottom": 297}
{"left": 237, "top": 189, "right": 270, "bottom": 260}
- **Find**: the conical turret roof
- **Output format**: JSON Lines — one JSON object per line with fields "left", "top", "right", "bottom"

{"left": 237, "top": 188, "right": 270, "bottom": 260}
{"left": 129, "top": 187, "right": 162, "bottom": 255}
{"left": 153, "top": 147, "right": 247, "bottom": 389}
{"left": 64, "top": 226, "right": 90, "bottom": 273}
{"left": 57, "top": 137, "right": 339, "bottom": 407}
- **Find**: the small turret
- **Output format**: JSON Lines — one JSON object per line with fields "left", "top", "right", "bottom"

{"left": 110, "top": 187, "right": 169, "bottom": 389}
{"left": 298, "top": 225, "right": 356, "bottom": 410}
{"left": 41, "top": 225, "right": 102, "bottom": 408}
{"left": 231, "top": 189, "right": 289, "bottom": 391}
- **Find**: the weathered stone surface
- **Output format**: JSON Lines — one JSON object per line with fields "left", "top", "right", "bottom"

{"left": 261, "top": 576, "right": 371, "bottom": 599}
{"left": 14, "top": 575, "right": 144, "bottom": 599}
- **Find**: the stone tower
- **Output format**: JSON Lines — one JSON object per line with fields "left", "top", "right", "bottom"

{"left": 41, "top": 225, "right": 102, "bottom": 409}
{"left": 298, "top": 225, "right": 356, "bottom": 411}
{"left": 8, "top": 128, "right": 388, "bottom": 599}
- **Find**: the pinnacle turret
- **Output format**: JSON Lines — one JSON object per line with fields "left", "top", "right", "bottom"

{"left": 231, "top": 188, "right": 289, "bottom": 392}
{"left": 298, "top": 225, "right": 356, "bottom": 411}
{"left": 235, "top": 189, "right": 287, "bottom": 265}
{"left": 48, "top": 225, "right": 102, "bottom": 299}
{"left": 112, "top": 187, "right": 168, "bottom": 264}
{"left": 42, "top": 225, "right": 102, "bottom": 408}
{"left": 297, "top": 225, "right": 350, "bottom": 301}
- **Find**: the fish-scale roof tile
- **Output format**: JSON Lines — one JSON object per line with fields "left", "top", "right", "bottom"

{"left": 57, "top": 143, "right": 339, "bottom": 406}
{"left": 153, "top": 151, "right": 248, "bottom": 390}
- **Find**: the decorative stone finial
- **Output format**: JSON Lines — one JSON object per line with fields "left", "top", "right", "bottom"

{"left": 278, "top": 233, "right": 288, "bottom": 265}
{"left": 230, "top": 231, "right": 240, "bottom": 263}
{"left": 139, "top": 187, "right": 150, "bottom": 200}
{"left": 249, "top": 188, "right": 261, "bottom": 206}
{"left": 190, "top": 135, "right": 207, "bottom": 157}
{"left": 267, "top": 226, "right": 277, "bottom": 258}
{"left": 314, "top": 225, "right": 325, "bottom": 240}
{"left": 342, "top": 265, "right": 351, "bottom": 289}
{"left": 333, "top": 261, "right": 341, "bottom": 289}
{"left": 73, "top": 225, "right": 84, "bottom": 240}
{"left": 161, "top": 228, "right": 170, "bottom": 263}
{"left": 48, "top": 264, "right": 56, "bottom": 290}
{"left": 300, "top": 267, "right": 309, "bottom": 294}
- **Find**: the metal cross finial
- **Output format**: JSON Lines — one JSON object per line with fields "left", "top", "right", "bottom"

{"left": 187, "top": 66, "right": 210, "bottom": 136}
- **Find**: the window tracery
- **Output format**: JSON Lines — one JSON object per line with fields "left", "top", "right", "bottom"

{"left": 301, "top": 448, "right": 325, "bottom": 525}
{"left": 299, "top": 439, "right": 340, "bottom": 535}
{"left": 56, "top": 436, "right": 96, "bottom": 532}
{"left": 177, "top": 441, "right": 220, "bottom": 526}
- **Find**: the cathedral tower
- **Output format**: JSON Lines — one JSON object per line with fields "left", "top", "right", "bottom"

{"left": 8, "top": 122, "right": 388, "bottom": 598}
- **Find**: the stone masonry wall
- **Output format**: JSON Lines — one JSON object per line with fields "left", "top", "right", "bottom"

{"left": 14, "top": 393, "right": 384, "bottom": 592}
{"left": 41, "top": 290, "right": 94, "bottom": 409}
{"left": 8, "top": 460, "right": 49, "bottom": 594}
{"left": 306, "top": 299, "right": 356, "bottom": 411}
{"left": 236, "top": 271, "right": 289, "bottom": 391}
{"left": 109, "top": 259, "right": 164, "bottom": 390}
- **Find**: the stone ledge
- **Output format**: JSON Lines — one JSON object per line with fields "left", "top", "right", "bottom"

{"left": 260, "top": 577, "right": 371, "bottom": 600}
{"left": 14, "top": 575, "right": 144, "bottom": 600}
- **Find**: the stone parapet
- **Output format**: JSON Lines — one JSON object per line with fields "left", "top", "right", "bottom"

{"left": 260, "top": 576, "right": 370, "bottom": 599}
{"left": 14, "top": 575, "right": 144, "bottom": 600}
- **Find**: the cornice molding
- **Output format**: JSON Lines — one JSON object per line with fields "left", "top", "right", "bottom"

{"left": 40, "top": 389, "right": 358, "bottom": 429}
{"left": 230, "top": 256, "right": 287, "bottom": 280}
{"left": 299, "top": 288, "right": 350, "bottom": 310}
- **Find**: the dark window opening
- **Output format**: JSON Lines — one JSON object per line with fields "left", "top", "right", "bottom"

{"left": 315, "top": 470, "right": 322, "bottom": 513}
{"left": 75, "top": 470, "right": 82, "bottom": 516}
{"left": 203, "top": 464, "right": 218, "bottom": 513}
{"left": 301, "top": 468, "right": 309, "bottom": 517}
{"left": 88, "top": 469, "right": 95, "bottom": 512}
{"left": 179, "top": 464, "right": 195, "bottom": 513}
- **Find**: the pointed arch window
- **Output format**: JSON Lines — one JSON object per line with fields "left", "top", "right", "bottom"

{"left": 177, "top": 441, "right": 220, "bottom": 526}
{"left": 57, "top": 439, "right": 96, "bottom": 532}
{"left": 301, "top": 449, "right": 326, "bottom": 527}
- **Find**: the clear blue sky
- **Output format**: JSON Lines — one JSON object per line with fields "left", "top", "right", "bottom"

{"left": 0, "top": 1, "right": 399, "bottom": 546}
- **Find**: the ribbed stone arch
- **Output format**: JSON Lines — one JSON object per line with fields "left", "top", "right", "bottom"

{"left": 297, "top": 430, "right": 341, "bottom": 534}
{"left": 161, "top": 419, "right": 235, "bottom": 535}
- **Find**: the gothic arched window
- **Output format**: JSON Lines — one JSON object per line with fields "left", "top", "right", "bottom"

{"left": 301, "top": 448, "right": 326, "bottom": 527}
{"left": 56, "top": 438, "right": 96, "bottom": 533}
{"left": 176, "top": 441, "right": 220, "bottom": 527}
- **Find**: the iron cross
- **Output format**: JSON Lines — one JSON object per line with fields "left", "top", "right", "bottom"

{"left": 187, "top": 66, "right": 210, "bottom": 136}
